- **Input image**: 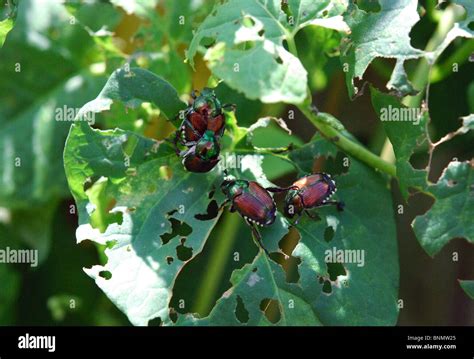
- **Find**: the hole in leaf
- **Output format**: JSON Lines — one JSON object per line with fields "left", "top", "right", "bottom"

{"left": 278, "top": 227, "right": 300, "bottom": 256}
{"left": 160, "top": 218, "right": 193, "bottom": 245}
{"left": 468, "top": 22, "right": 474, "bottom": 31}
{"left": 252, "top": 267, "right": 258, "bottom": 272}
{"left": 166, "top": 256, "right": 174, "bottom": 265}
{"left": 149, "top": 317, "right": 162, "bottom": 326}
{"left": 447, "top": 180, "right": 458, "bottom": 187}
{"left": 275, "top": 56, "right": 283, "bottom": 65}
{"left": 327, "top": 262, "right": 347, "bottom": 281}
{"left": 86, "top": 178, "right": 123, "bottom": 233}
{"left": 159, "top": 165, "right": 173, "bottom": 180}
{"left": 270, "top": 252, "right": 301, "bottom": 283}
{"left": 201, "top": 36, "right": 216, "bottom": 48}
{"left": 99, "top": 270, "right": 112, "bottom": 280}
{"left": 322, "top": 280, "right": 332, "bottom": 294}
{"left": 324, "top": 226, "right": 335, "bottom": 242}
{"left": 322, "top": 10, "right": 328, "bottom": 17}
{"left": 242, "top": 15, "right": 255, "bottom": 28}
{"left": 409, "top": 152, "right": 429, "bottom": 170}
{"left": 169, "top": 308, "right": 178, "bottom": 323}
{"left": 195, "top": 200, "right": 219, "bottom": 221}
{"left": 83, "top": 175, "right": 101, "bottom": 192}
{"left": 258, "top": 29, "right": 265, "bottom": 37}
{"left": 176, "top": 239, "right": 193, "bottom": 261}
{"left": 241, "top": 41, "right": 256, "bottom": 50}
{"left": 235, "top": 295, "right": 249, "bottom": 323}
{"left": 259, "top": 298, "right": 281, "bottom": 324}
{"left": 122, "top": 134, "right": 138, "bottom": 157}
{"left": 208, "top": 187, "right": 216, "bottom": 199}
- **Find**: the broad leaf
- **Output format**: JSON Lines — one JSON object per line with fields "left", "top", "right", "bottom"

{"left": 370, "top": 87, "right": 428, "bottom": 199}
{"left": 287, "top": 136, "right": 399, "bottom": 325}
{"left": 187, "top": 0, "right": 349, "bottom": 104}
{"left": 412, "top": 161, "right": 474, "bottom": 257}
{"left": 179, "top": 253, "right": 323, "bottom": 325}
{"left": 64, "top": 121, "right": 222, "bottom": 326}
{"left": 77, "top": 67, "right": 186, "bottom": 123}
{"left": 340, "top": 0, "right": 424, "bottom": 98}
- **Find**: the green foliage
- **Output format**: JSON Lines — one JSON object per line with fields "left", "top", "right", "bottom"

{"left": 340, "top": 0, "right": 423, "bottom": 97}
{"left": 3, "top": 0, "right": 473, "bottom": 326}
{"left": 412, "top": 161, "right": 474, "bottom": 257}
{"left": 370, "top": 87, "right": 428, "bottom": 199}
{"left": 187, "top": 0, "right": 348, "bottom": 104}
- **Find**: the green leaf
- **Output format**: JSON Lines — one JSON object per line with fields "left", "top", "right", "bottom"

{"left": 64, "top": 122, "right": 222, "bottom": 326}
{"left": 0, "top": 73, "right": 105, "bottom": 208}
{"left": 187, "top": 0, "right": 349, "bottom": 104}
{"left": 341, "top": 0, "right": 424, "bottom": 98}
{"left": 0, "top": 17, "right": 14, "bottom": 48}
{"left": 459, "top": 280, "right": 474, "bottom": 300}
{"left": 179, "top": 253, "right": 322, "bottom": 325}
{"left": 77, "top": 67, "right": 186, "bottom": 122}
{"left": 429, "top": 0, "right": 473, "bottom": 62}
{"left": 287, "top": 137, "right": 400, "bottom": 325}
{"left": 370, "top": 87, "right": 428, "bottom": 199}
{"left": 182, "top": 135, "right": 399, "bottom": 326}
{"left": 412, "top": 161, "right": 474, "bottom": 257}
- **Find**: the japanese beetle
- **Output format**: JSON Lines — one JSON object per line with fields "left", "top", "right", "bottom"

{"left": 220, "top": 173, "right": 276, "bottom": 255}
{"left": 267, "top": 173, "right": 344, "bottom": 225}
{"left": 176, "top": 88, "right": 228, "bottom": 146}
{"left": 174, "top": 88, "right": 234, "bottom": 173}
{"left": 180, "top": 130, "right": 221, "bottom": 173}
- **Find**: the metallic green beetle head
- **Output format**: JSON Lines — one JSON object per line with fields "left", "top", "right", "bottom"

{"left": 192, "top": 88, "right": 222, "bottom": 118}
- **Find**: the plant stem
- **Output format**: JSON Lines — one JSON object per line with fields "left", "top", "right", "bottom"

{"left": 298, "top": 105, "right": 397, "bottom": 177}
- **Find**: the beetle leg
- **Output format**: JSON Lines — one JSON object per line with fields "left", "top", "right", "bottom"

{"left": 222, "top": 103, "right": 236, "bottom": 112}
{"left": 316, "top": 200, "right": 345, "bottom": 212}
{"left": 217, "top": 199, "right": 230, "bottom": 212}
{"left": 182, "top": 118, "right": 203, "bottom": 139}
{"left": 292, "top": 213, "right": 303, "bottom": 226}
{"left": 246, "top": 219, "right": 270, "bottom": 257}
{"left": 266, "top": 185, "right": 298, "bottom": 193}
{"left": 191, "top": 89, "right": 198, "bottom": 100}
{"left": 304, "top": 209, "right": 318, "bottom": 219}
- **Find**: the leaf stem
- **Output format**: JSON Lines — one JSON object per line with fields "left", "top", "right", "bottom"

{"left": 298, "top": 105, "right": 397, "bottom": 177}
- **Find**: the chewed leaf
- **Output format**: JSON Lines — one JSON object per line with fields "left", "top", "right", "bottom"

{"left": 428, "top": 0, "right": 473, "bottom": 63}
{"left": 340, "top": 0, "right": 425, "bottom": 98}
{"left": 178, "top": 253, "right": 323, "bottom": 326}
{"left": 412, "top": 161, "right": 474, "bottom": 257}
{"left": 77, "top": 67, "right": 186, "bottom": 122}
{"left": 187, "top": 0, "right": 349, "bottom": 104}
{"left": 64, "top": 122, "right": 222, "bottom": 325}
{"left": 370, "top": 87, "right": 428, "bottom": 199}
{"left": 286, "top": 138, "right": 399, "bottom": 325}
